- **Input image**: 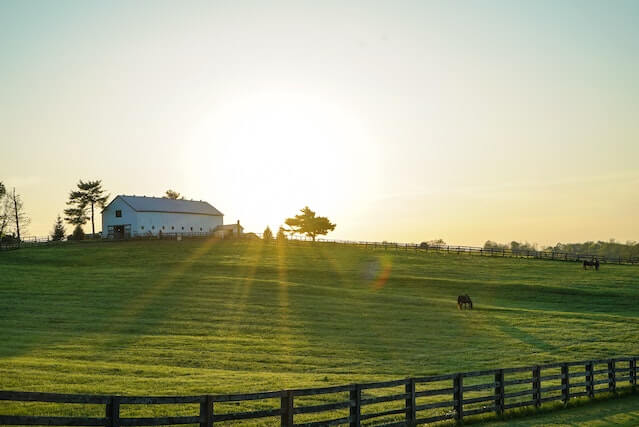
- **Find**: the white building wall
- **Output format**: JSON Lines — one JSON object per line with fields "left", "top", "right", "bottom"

{"left": 102, "top": 198, "right": 138, "bottom": 238}
{"left": 135, "top": 212, "right": 223, "bottom": 235}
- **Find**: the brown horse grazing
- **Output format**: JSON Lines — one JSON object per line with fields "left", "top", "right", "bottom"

{"left": 457, "top": 294, "right": 473, "bottom": 310}
{"left": 583, "top": 259, "right": 600, "bottom": 270}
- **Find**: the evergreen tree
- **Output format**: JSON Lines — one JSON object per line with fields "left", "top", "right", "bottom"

{"left": 51, "top": 215, "right": 66, "bottom": 241}
{"left": 65, "top": 180, "right": 109, "bottom": 236}
{"left": 263, "top": 226, "right": 273, "bottom": 240}
{"left": 71, "top": 224, "right": 85, "bottom": 241}
{"left": 276, "top": 226, "right": 287, "bottom": 243}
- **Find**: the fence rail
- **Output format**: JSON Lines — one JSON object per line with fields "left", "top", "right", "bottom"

{"left": 2, "top": 356, "right": 637, "bottom": 426}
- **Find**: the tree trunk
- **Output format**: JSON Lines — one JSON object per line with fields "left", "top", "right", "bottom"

{"left": 13, "top": 188, "right": 20, "bottom": 241}
{"left": 91, "top": 202, "right": 95, "bottom": 236}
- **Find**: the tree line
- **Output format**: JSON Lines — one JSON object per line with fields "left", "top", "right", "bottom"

{"left": 262, "top": 206, "right": 336, "bottom": 243}
{"left": 484, "top": 239, "right": 639, "bottom": 259}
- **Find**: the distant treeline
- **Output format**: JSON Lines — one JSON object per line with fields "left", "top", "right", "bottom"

{"left": 484, "top": 239, "right": 639, "bottom": 259}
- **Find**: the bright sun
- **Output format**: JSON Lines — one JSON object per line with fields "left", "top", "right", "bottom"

{"left": 185, "top": 89, "right": 380, "bottom": 232}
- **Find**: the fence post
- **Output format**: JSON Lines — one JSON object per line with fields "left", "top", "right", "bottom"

{"left": 631, "top": 358, "right": 637, "bottom": 390}
{"left": 532, "top": 366, "right": 541, "bottom": 408}
{"left": 561, "top": 363, "right": 569, "bottom": 404}
{"left": 405, "top": 378, "right": 416, "bottom": 424}
{"left": 281, "top": 390, "right": 294, "bottom": 427}
{"left": 105, "top": 396, "right": 120, "bottom": 427}
{"left": 200, "top": 395, "right": 213, "bottom": 427}
{"left": 454, "top": 374, "right": 463, "bottom": 421}
{"left": 494, "top": 369, "right": 504, "bottom": 416}
{"left": 350, "top": 384, "right": 361, "bottom": 427}
{"left": 586, "top": 362, "right": 594, "bottom": 398}
{"left": 608, "top": 359, "right": 616, "bottom": 393}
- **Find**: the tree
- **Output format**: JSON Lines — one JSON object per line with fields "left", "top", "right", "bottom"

{"left": 6, "top": 188, "right": 30, "bottom": 241}
{"left": 71, "top": 224, "right": 85, "bottom": 241}
{"left": 51, "top": 215, "right": 66, "bottom": 241}
{"left": 165, "top": 190, "right": 184, "bottom": 200}
{"left": 0, "top": 182, "right": 7, "bottom": 237}
{"left": 284, "top": 206, "right": 335, "bottom": 242}
{"left": 65, "top": 180, "right": 109, "bottom": 236}
{"left": 263, "top": 226, "right": 273, "bottom": 240}
{"left": 276, "top": 226, "right": 287, "bottom": 243}
{"left": 0, "top": 182, "right": 5, "bottom": 198}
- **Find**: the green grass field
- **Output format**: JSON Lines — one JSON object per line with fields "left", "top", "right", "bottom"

{"left": 1, "top": 239, "right": 638, "bottom": 425}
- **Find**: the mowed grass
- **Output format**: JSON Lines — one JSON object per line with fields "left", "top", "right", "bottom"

{"left": 1, "top": 239, "right": 639, "bottom": 424}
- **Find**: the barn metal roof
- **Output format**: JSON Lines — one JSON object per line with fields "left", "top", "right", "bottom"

{"left": 115, "top": 195, "right": 223, "bottom": 216}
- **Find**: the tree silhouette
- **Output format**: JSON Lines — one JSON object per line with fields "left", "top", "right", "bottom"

{"left": 276, "top": 226, "right": 287, "bottom": 243}
{"left": 6, "top": 188, "right": 30, "bottom": 241}
{"left": 51, "top": 215, "right": 66, "bottom": 241}
{"left": 263, "top": 226, "right": 273, "bottom": 241}
{"left": 284, "top": 206, "right": 336, "bottom": 242}
{"left": 165, "top": 189, "right": 184, "bottom": 200}
{"left": 65, "top": 180, "right": 109, "bottom": 236}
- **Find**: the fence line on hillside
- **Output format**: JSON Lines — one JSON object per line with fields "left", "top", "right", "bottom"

{"left": 2, "top": 232, "right": 638, "bottom": 265}
{"left": 1, "top": 356, "right": 637, "bottom": 426}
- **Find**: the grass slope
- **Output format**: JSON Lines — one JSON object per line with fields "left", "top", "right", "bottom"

{"left": 1, "top": 240, "right": 638, "bottom": 424}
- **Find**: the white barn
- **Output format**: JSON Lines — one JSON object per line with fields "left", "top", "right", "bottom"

{"left": 101, "top": 195, "right": 224, "bottom": 239}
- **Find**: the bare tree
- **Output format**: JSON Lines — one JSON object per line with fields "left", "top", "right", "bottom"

{"left": 6, "top": 188, "right": 30, "bottom": 241}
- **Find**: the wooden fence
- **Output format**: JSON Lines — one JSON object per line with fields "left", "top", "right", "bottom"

{"left": 2, "top": 356, "right": 637, "bottom": 426}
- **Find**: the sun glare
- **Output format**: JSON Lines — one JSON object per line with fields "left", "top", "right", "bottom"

{"left": 185, "top": 89, "right": 380, "bottom": 232}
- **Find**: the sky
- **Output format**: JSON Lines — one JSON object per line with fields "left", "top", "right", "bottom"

{"left": 1, "top": 0, "right": 638, "bottom": 246}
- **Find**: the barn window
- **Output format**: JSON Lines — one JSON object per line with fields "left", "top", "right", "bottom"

{"left": 116, "top": 210, "right": 122, "bottom": 217}
{"left": 199, "top": 227, "right": 202, "bottom": 231}
{"left": 171, "top": 226, "right": 174, "bottom": 230}
{"left": 151, "top": 226, "right": 155, "bottom": 230}
{"left": 190, "top": 226, "right": 193, "bottom": 231}
{"left": 141, "top": 226, "right": 145, "bottom": 230}
{"left": 181, "top": 226, "right": 184, "bottom": 230}
{"left": 162, "top": 226, "right": 165, "bottom": 230}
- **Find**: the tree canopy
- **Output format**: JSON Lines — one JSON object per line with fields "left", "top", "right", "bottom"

{"left": 284, "top": 206, "right": 336, "bottom": 242}
{"left": 65, "top": 180, "right": 109, "bottom": 236}
{"left": 165, "top": 189, "right": 184, "bottom": 200}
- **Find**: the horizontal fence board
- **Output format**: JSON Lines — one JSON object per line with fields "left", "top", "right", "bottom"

{"left": 503, "top": 378, "right": 533, "bottom": 386}
{"left": 539, "top": 374, "right": 563, "bottom": 381}
{"left": 463, "top": 395, "right": 496, "bottom": 405}
{"left": 289, "top": 385, "right": 352, "bottom": 396}
{"left": 293, "top": 401, "right": 352, "bottom": 415}
{"left": 413, "top": 373, "right": 456, "bottom": 383}
{"left": 503, "top": 390, "right": 533, "bottom": 399}
{"left": 0, "top": 391, "right": 109, "bottom": 404}
{"left": 211, "top": 391, "right": 282, "bottom": 402}
{"left": 415, "top": 387, "right": 454, "bottom": 397}
{"left": 0, "top": 415, "right": 107, "bottom": 426}
{"left": 361, "top": 392, "right": 408, "bottom": 406}
{"left": 293, "top": 415, "right": 351, "bottom": 427}
{"left": 119, "top": 396, "right": 202, "bottom": 404}
{"left": 463, "top": 382, "right": 498, "bottom": 392}
{"left": 539, "top": 385, "right": 565, "bottom": 393}
{"left": 359, "top": 379, "right": 408, "bottom": 390}
{"left": 213, "top": 408, "right": 281, "bottom": 422}
{"left": 120, "top": 415, "right": 200, "bottom": 426}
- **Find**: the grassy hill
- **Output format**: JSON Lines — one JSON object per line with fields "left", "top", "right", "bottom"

{"left": 1, "top": 239, "right": 638, "bottom": 424}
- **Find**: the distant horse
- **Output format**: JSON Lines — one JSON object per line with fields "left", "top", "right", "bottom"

{"left": 457, "top": 294, "right": 473, "bottom": 310}
{"left": 583, "top": 259, "right": 600, "bottom": 270}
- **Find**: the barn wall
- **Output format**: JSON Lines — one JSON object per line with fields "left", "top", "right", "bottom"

{"left": 135, "top": 212, "right": 223, "bottom": 235}
{"left": 102, "top": 197, "right": 138, "bottom": 238}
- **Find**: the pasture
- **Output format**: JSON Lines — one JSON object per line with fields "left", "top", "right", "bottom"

{"left": 1, "top": 239, "right": 638, "bottom": 424}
